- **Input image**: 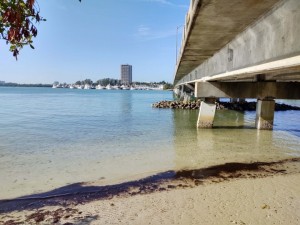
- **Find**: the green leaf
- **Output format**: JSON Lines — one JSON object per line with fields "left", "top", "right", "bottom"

{"left": 9, "top": 45, "right": 16, "bottom": 51}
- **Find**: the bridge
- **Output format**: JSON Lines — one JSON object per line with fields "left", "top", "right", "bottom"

{"left": 174, "top": 0, "right": 300, "bottom": 130}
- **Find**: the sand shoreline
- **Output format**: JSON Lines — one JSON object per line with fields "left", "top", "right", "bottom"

{"left": 1, "top": 158, "right": 300, "bottom": 224}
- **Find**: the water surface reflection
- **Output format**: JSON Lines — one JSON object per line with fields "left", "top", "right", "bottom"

{"left": 173, "top": 109, "right": 300, "bottom": 170}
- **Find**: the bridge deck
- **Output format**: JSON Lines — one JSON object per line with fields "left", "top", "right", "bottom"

{"left": 175, "top": 0, "right": 283, "bottom": 84}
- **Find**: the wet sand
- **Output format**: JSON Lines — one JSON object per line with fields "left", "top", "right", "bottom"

{"left": 1, "top": 158, "right": 300, "bottom": 225}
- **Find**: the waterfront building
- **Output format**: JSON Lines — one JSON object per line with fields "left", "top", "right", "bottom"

{"left": 121, "top": 64, "right": 132, "bottom": 84}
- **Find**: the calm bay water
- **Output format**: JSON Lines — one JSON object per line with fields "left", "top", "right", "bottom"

{"left": 0, "top": 87, "right": 299, "bottom": 199}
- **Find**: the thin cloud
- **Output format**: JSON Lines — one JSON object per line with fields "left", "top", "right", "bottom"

{"left": 136, "top": 25, "right": 182, "bottom": 41}
{"left": 143, "top": 0, "right": 188, "bottom": 8}
{"left": 138, "top": 25, "right": 151, "bottom": 37}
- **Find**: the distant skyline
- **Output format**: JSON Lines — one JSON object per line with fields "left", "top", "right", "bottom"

{"left": 0, "top": 0, "right": 188, "bottom": 84}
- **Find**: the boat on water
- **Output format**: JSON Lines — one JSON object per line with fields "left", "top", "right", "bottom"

{"left": 121, "top": 85, "right": 130, "bottom": 90}
{"left": 84, "top": 84, "right": 91, "bottom": 89}
{"left": 52, "top": 84, "right": 63, "bottom": 88}
{"left": 106, "top": 84, "right": 112, "bottom": 90}
{"left": 96, "top": 84, "right": 105, "bottom": 90}
{"left": 130, "top": 86, "right": 136, "bottom": 90}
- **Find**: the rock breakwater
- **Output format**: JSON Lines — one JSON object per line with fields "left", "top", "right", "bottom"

{"left": 152, "top": 100, "right": 300, "bottom": 111}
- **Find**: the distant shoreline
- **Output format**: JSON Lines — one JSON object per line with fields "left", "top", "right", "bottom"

{"left": 0, "top": 84, "right": 52, "bottom": 88}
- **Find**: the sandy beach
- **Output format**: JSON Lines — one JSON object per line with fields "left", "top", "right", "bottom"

{"left": 1, "top": 158, "right": 299, "bottom": 225}
{"left": 72, "top": 174, "right": 300, "bottom": 225}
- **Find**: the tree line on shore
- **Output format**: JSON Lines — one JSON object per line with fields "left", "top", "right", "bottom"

{"left": 0, "top": 82, "right": 52, "bottom": 88}
{"left": 69, "top": 78, "right": 173, "bottom": 89}
{"left": 0, "top": 79, "right": 174, "bottom": 89}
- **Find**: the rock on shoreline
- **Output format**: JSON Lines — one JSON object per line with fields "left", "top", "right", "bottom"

{"left": 152, "top": 100, "right": 300, "bottom": 111}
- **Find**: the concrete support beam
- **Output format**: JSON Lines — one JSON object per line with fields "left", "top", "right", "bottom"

{"left": 195, "top": 81, "right": 300, "bottom": 99}
{"left": 184, "top": 83, "right": 195, "bottom": 91}
{"left": 256, "top": 99, "right": 275, "bottom": 130}
{"left": 197, "top": 98, "right": 216, "bottom": 128}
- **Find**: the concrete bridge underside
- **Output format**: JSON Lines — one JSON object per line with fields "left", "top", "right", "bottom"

{"left": 174, "top": 0, "right": 300, "bottom": 130}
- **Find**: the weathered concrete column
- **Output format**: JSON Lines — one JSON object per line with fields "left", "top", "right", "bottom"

{"left": 183, "top": 94, "right": 190, "bottom": 103}
{"left": 180, "top": 85, "right": 186, "bottom": 101}
{"left": 255, "top": 99, "right": 275, "bottom": 130}
{"left": 230, "top": 98, "right": 238, "bottom": 103}
{"left": 197, "top": 98, "right": 216, "bottom": 128}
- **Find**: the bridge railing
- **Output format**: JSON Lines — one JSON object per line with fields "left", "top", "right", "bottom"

{"left": 176, "top": 0, "right": 198, "bottom": 66}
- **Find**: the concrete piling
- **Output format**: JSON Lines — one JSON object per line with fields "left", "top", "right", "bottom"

{"left": 197, "top": 98, "right": 216, "bottom": 128}
{"left": 255, "top": 99, "right": 275, "bottom": 130}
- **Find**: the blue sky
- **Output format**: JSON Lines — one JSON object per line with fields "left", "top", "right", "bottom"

{"left": 0, "top": 0, "right": 188, "bottom": 84}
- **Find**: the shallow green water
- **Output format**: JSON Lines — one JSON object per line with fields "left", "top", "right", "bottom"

{"left": 0, "top": 87, "right": 299, "bottom": 199}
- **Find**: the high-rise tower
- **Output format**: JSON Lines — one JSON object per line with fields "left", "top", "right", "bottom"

{"left": 121, "top": 64, "right": 132, "bottom": 84}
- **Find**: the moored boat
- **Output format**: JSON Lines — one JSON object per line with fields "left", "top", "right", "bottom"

{"left": 84, "top": 84, "right": 91, "bottom": 89}
{"left": 96, "top": 84, "right": 105, "bottom": 90}
{"left": 121, "top": 85, "right": 130, "bottom": 90}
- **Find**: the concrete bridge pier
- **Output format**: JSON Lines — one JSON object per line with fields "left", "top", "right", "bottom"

{"left": 176, "top": 84, "right": 195, "bottom": 102}
{"left": 230, "top": 98, "right": 246, "bottom": 103}
{"left": 183, "top": 93, "right": 191, "bottom": 103}
{"left": 255, "top": 99, "right": 275, "bottom": 130}
{"left": 179, "top": 85, "right": 184, "bottom": 100}
{"left": 197, "top": 98, "right": 217, "bottom": 128}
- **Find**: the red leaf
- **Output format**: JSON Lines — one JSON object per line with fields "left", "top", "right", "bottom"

{"left": 27, "top": 0, "right": 35, "bottom": 8}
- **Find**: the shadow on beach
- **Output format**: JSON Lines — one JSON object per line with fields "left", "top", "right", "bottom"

{"left": 1, "top": 158, "right": 299, "bottom": 214}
